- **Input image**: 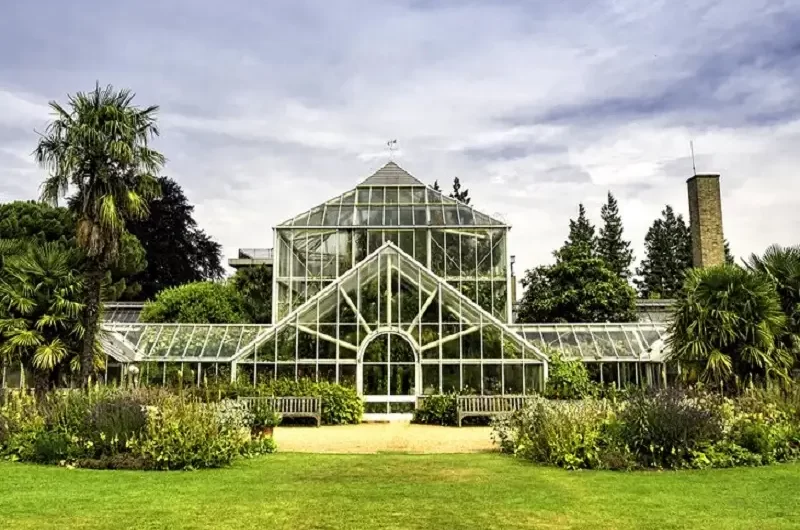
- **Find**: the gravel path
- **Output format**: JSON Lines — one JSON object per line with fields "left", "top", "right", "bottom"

{"left": 273, "top": 423, "right": 496, "bottom": 454}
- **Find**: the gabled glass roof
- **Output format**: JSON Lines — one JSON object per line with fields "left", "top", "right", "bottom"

{"left": 278, "top": 162, "right": 507, "bottom": 228}
{"left": 234, "top": 241, "right": 545, "bottom": 363}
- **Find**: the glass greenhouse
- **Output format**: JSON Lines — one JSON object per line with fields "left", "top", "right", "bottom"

{"left": 0, "top": 162, "right": 670, "bottom": 411}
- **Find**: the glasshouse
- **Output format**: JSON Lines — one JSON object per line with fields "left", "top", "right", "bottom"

{"left": 2, "top": 162, "right": 670, "bottom": 413}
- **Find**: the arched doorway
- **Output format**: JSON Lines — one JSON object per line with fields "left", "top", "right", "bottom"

{"left": 357, "top": 331, "right": 419, "bottom": 416}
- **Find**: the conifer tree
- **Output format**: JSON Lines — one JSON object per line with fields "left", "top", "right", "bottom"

{"left": 634, "top": 205, "right": 692, "bottom": 298}
{"left": 597, "top": 192, "right": 634, "bottom": 279}
{"left": 449, "top": 177, "right": 471, "bottom": 204}
{"left": 432, "top": 180, "right": 441, "bottom": 192}
{"left": 556, "top": 203, "right": 596, "bottom": 261}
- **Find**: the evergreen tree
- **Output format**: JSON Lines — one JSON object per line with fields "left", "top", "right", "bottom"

{"left": 634, "top": 205, "right": 692, "bottom": 299}
{"left": 449, "top": 177, "right": 471, "bottom": 204}
{"left": 556, "top": 204, "right": 596, "bottom": 261}
{"left": 432, "top": 180, "right": 441, "bottom": 192}
{"left": 125, "top": 176, "right": 224, "bottom": 300}
{"left": 517, "top": 202, "right": 636, "bottom": 323}
{"left": 597, "top": 192, "right": 634, "bottom": 279}
{"left": 724, "top": 239, "right": 735, "bottom": 264}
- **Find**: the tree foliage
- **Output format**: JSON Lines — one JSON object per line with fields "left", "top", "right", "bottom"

{"left": 125, "top": 176, "right": 224, "bottom": 300}
{"left": 556, "top": 204, "right": 597, "bottom": 261}
{"left": 232, "top": 265, "right": 273, "bottom": 324}
{"left": 667, "top": 264, "right": 792, "bottom": 387}
{"left": 517, "top": 204, "right": 636, "bottom": 323}
{"left": 0, "top": 200, "right": 146, "bottom": 300}
{"left": 517, "top": 257, "right": 637, "bottom": 323}
{"left": 0, "top": 242, "right": 98, "bottom": 390}
{"left": 634, "top": 205, "right": 692, "bottom": 299}
{"left": 35, "top": 83, "right": 165, "bottom": 384}
{"left": 597, "top": 192, "right": 634, "bottom": 279}
{"left": 745, "top": 244, "right": 800, "bottom": 356}
{"left": 141, "top": 281, "right": 246, "bottom": 324}
{"left": 449, "top": 177, "right": 471, "bottom": 204}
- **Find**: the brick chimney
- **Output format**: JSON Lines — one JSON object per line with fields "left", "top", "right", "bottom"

{"left": 686, "top": 174, "right": 724, "bottom": 268}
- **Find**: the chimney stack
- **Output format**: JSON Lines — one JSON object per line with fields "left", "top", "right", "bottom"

{"left": 686, "top": 174, "right": 724, "bottom": 268}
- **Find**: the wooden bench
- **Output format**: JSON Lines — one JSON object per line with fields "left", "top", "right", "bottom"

{"left": 238, "top": 396, "right": 322, "bottom": 426}
{"left": 456, "top": 395, "right": 530, "bottom": 427}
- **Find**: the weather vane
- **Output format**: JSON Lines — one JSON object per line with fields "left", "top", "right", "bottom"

{"left": 387, "top": 139, "right": 398, "bottom": 160}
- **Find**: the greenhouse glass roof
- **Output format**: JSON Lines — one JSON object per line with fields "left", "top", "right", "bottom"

{"left": 510, "top": 323, "right": 668, "bottom": 362}
{"left": 278, "top": 162, "right": 507, "bottom": 228}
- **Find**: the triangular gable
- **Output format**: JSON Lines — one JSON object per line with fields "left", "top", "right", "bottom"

{"left": 233, "top": 241, "right": 546, "bottom": 362}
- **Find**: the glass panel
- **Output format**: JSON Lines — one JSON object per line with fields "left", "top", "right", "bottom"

{"left": 422, "top": 365, "right": 440, "bottom": 394}
{"left": 385, "top": 187, "right": 398, "bottom": 204}
{"left": 398, "top": 206, "right": 414, "bottom": 225}
{"left": 462, "top": 364, "right": 481, "bottom": 394}
{"left": 390, "top": 364, "right": 415, "bottom": 395}
{"left": 357, "top": 189, "right": 370, "bottom": 204}
{"left": 363, "top": 365, "right": 388, "bottom": 394}
{"left": 398, "top": 187, "right": 413, "bottom": 204}
{"left": 369, "top": 188, "right": 384, "bottom": 204}
{"left": 412, "top": 188, "right": 426, "bottom": 203}
{"left": 483, "top": 364, "right": 502, "bottom": 395}
{"left": 339, "top": 365, "right": 356, "bottom": 387}
{"left": 363, "top": 336, "right": 387, "bottom": 362}
{"left": 307, "top": 207, "right": 324, "bottom": 226}
{"left": 442, "top": 364, "right": 460, "bottom": 392}
{"left": 337, "top": 205, "right": 353, "bottom": 226}
{"left": 385, "top": 206, "right": 399, "bottom": 226}
{"left": 443, "top": 205, "right": 460, "bottom": 225}
{"left": 504, "top": 364, "right": 524, "bottom": 394}
{"left": 429, "top": 205, "right": 444, "bottom": 225}
{"left": 457, "top": 204, "right": 474, "bottom": 225}
{"left": 323, "top": 205, "right": 339, "bottom": 226}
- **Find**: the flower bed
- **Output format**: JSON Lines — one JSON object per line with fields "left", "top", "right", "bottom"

{"left": 492, "top": 387, "right": 800, "bottom": 470}
{"left": 0, "top": 388, "right": 276, "bottom": 470}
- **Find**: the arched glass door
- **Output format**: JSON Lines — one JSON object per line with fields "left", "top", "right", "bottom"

{"left": 359, "top": 333, "right": 418, "bottom": 414}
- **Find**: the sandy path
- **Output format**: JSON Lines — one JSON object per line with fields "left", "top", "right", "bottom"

{"left": 273, "top": 423, "right": 496, "bottom": 454}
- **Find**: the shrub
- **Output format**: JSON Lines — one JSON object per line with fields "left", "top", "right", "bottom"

{"left": 543, "top": 348, "right": 597, "bottom": 400}
{"left": 413, "top": 393, "right": 458, "bottom": 426}
{"left": 129, "top": 397, "right": 251, "bottom": 470}
{"left": 141, "top": 281, "right": 246, "bottom": 324}
{"left": 617, "top": 389, "right": 724, "bottom": 468}
{"left": 492, "top": 396, "right": 613, "bottom": 469}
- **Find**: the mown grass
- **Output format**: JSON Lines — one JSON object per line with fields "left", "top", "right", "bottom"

{"left": 1, "top": 454, "right": 798, "bottom": 529}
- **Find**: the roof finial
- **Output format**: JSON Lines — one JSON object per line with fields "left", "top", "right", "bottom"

{"left": 387, "top": 139, "right": 398, "bottom": 161}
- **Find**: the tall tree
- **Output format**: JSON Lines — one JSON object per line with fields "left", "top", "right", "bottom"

{"left": 597, "top": 192, "right": 634, "bottom": 279}
{"left": 431, "top": 180, "right": 441, "bottom": 192}
{"left": 449, "top": 177, "right": 471, "bottom": 204}
{"left": 556, "top": 204, "right": 597, "bottom": 261}
{"left": 634, "top": 205, "right": 692, "bottom": 299}
{"left": 125, "top": 176, "right": 223, "bottom": 300}
{"left": 35, "top": 84, "right": 165, "bottom": 385}
{"left": 232, "top": 265, "right": 273, "bottom": 324}
{"left": 517, "top": 205, "right": 636, "bottom": 323}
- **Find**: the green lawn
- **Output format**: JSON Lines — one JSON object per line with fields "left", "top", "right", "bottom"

{"left": 1, "top": 454, "right": 798, "bottom": 530}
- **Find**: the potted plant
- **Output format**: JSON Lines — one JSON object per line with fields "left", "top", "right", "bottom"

{"left": 251, "top": 402, "right": 282, "bottom": 438}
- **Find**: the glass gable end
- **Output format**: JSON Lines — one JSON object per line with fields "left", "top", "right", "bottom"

{"left": 274, "top": 162, "right": 511, "bottom": 322}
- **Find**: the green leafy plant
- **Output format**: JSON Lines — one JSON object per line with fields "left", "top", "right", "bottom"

{"left": 413, "top": 393, "right": 458, "bottom": 426}
{"left": 543, "top": 347, "right": 597, "bottom": 400}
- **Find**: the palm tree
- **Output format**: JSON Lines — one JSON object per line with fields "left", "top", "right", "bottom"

{"left": 666, "top": 264, "right": 791, "bottom": 388}
{"left": 34, "top": 84, "right": 165, "bottom": 385}
{"left": 745, "top": 244, "right": 800, "bottom": 356}
{"left": 0, "top": 242, "right": 88, "bottom": 391}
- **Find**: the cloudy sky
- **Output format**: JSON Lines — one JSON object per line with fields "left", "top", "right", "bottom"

{"left": 1, "top": 0, "right": 799, "bottom": 278}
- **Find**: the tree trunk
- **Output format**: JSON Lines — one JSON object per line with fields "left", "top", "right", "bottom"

{"left": 81, "top": 259, "right": 105, "bottom": 388}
